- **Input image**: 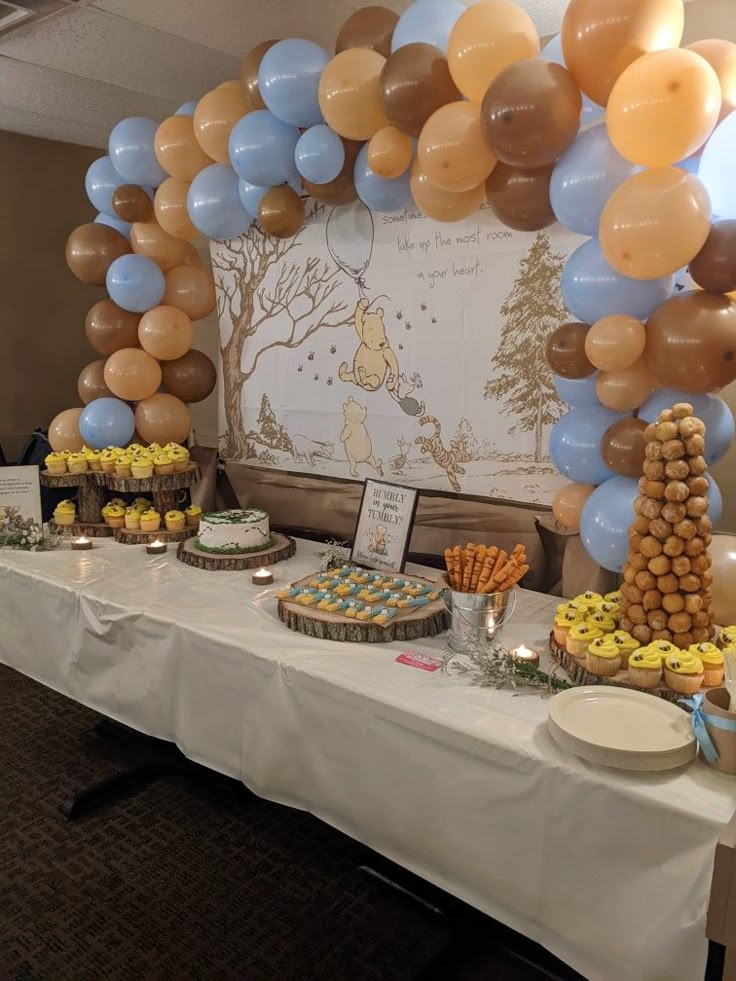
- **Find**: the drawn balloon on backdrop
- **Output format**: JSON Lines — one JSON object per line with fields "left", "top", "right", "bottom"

{"left": 326, "top": 200, "right": 374, "bottom": 295}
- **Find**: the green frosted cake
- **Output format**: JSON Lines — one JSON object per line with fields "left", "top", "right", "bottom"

{"left": 195, "top": 508, "right": 273, "bottom": 554}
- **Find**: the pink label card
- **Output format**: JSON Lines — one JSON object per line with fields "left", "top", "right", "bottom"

{"left": 395, "top": 650, "right": 442, "bottom": 672}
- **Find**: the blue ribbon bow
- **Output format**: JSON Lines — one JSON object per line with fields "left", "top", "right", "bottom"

{"left": 679, "top": 692, "right": 736, "bottom": 765}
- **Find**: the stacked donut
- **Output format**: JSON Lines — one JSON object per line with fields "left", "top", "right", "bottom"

{"left": 620, "top": 403, "right": 715, "bottom": 649}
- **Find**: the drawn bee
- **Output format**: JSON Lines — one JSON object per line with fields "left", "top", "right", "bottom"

{"left": 396, "top": 310, "right": 403, "bottom": 321}
{"left": 313, "top": 373, "right": 319, "bottom": 381}
{"left": 297, "top": 364, "right": 303, "bottom": 372}
{"left": 405, "top": 321, "right": 412, "bottom": 331}
{"left": 307, "top": 351, "right": 315, "bottom": 361}
{"left": 398, "top": 342, "right": 404, "bottom": 351}
{"left": 329, "top": 344, "right": 337, "bottom": 354}
{"left": 326, "top": 377, "right": 333, "bottom": 386}
{"left": 431, "top": 317, "right": 437, "bottom": 325}
{"left": 420, "top": 302, "right": 427, "bottom": 311}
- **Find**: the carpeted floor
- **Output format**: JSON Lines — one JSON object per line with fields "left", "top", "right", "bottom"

{"left": 0, "top": 664, "right": 582, "bottom": 981}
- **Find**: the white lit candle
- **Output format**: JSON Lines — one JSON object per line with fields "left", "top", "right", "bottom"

{"left": 71, "top": 535, "right": 93, "bottom": 551}
{"left": 146, "top": 539, "right": 168, "bottom": 555}
{"left": 252, "top": 567, "right": 274, "bottom": 585}
{"left": 512, "top": 644, "right": 540, "bottom": 667}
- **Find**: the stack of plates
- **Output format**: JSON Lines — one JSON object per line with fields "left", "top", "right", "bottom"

{"left": 548, "top": 687, "right": 696, "bottom": 771}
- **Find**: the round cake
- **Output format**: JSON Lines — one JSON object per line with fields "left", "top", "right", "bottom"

{"left": 195, "top": 508, "right": 272, "bottom": 554}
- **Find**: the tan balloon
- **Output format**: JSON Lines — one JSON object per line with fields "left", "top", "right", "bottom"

{"left": 688, "top": 39, "right": 736, "bottom": 122}
{"left": 710, "top": 535, "right": 736, "bottom": 626}
{"left": 447, "top": 0, "right": 539, "bottom": 104}
{"left": 138, "top": 305, "right": 193, "bottom": 361}
{"left": 104, "top": 348, "right": 162, "bottom": 402}
{"left": 409, "top": 158, "right": 484, "bottom": 222}
{"left": 154, "top": 179, "right": 198, "bottom": 241}
{"left": 48, "top": 407, "right": 84, "bottom": 453}
{"left": 584, "top": 315, "right": 646, "bottom": 372}
{"left": 65, "top": 223, "right": 129, "bottom": 286}
{"left": 607, "top": 49, "right": 721, "bottom": 167}
{"left": 130, "top": 220, "right": 188, "bottom": 272}
{"left": 154, "top": 115, "right": 212, "bottom": 181}
{"left": 85, "top": 299, "right": 141, "bottom": 355}
{"left": 318, "top": 49, "right": 388, "bottom": 141}
{"left": 599, "top": 167, "right": 712, "bottom": 280}
{"left": 367, "top": 126, "right": 413, "bottom": 179}
{"left": 240, "top": 40, "right": 278, "bottom": 111}
{"left": 552, "top": 482, "right": 594, "bottom": 531}
{"left": 135, "top": 393, "right": 192, "bottom": 445}
{"left": 181, "top": 241, "right": 202, "bottom": 268}
{"left": 193, "top": 86, "right": 250, "bottom": 164}
{"left": 77, "top": 360, "right": 113, "bottom": 405}
{"left": 112, "top": 184, "right": 153, "bottom": 223}
{"left": 258, "top": 186, "right": 305, "bottom": 238}
{"left": 162, "top": 265, "right": 216, "bottom": 320}
{"left": 561, "top": 0, "right": 685, "bottom": 107}
{"left": 217, "top": 79, "right": 241, "bottom": 91}
{"left": 418, "top": 101, "right": 496, "bottom": 193}
{"left": 596, "top": 359, "right": 656, "bottom": 411}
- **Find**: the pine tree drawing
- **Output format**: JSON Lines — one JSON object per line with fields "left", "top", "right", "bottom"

{"left": 256, "top": 394, "right": 293, "bottom": 453}
{"left": 450, "top": 417, "right": 478, "bottom": 463}
{"left": 484, "top": 231, "right": 566, "bottom": 462}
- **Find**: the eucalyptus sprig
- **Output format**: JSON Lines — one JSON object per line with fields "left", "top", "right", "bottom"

{"left": 442, "top": 636, "right": 572, "bottom": 696}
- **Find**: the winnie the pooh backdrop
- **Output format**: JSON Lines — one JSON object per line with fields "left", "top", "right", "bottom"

{"left": 212, "top": 199, "right": 587, "bottom": 505}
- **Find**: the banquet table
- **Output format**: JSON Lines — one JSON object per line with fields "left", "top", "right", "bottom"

{"left": 2, "top": 538, "right": 736, "bottom": 981}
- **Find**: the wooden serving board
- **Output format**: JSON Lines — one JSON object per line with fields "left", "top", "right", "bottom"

{"left": 115, "top": 525, "right": 198, "bottom": 545}
{"left": 91, "top": 465, "right": 200, "bottom": 493}
{"left": 176, "top": 532, "right": 296, "bottom": 570}
{"left": 49, "top": 519, "right": 114, "bottom": 538}
{"left": 278, "top": 571, "right": 450, "bottom": 644}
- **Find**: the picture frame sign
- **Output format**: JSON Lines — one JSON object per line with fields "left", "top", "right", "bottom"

{"left": 350, "top": 479, "right": 419, "bottom": 573}
{"left": 0, "top": 465, "right": 42, "bottom": 539}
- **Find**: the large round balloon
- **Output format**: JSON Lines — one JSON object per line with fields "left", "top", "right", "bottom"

{"left": 160, "top": 349, "right": 217, "bottom": 403}
{"left": 130, "top": 220, "right": 187, "bottom": 272}
{"left": 550, "top": 124, "right": 640, "bottom": 237}
{"left": 85, "top": 300, "right": 141, "bottom": 355}
{"left": 540, "top": 33, "right": 604, "bottom": 126}
{"left": 552, "top": 482, "right": 595, "bottom": 531}
{"left": 380, "top": 43, "right": 460, "bottom": 138}
{"left": 65, "top": 223, "right": 130, "bottom": 286}
{"left": 553, "top": 372, "right": 600, "bottom": 408}
{"left": 237, "top": 179, "right": 268, "bottom": 217}
{"left": 135, "top": 393, "right": 192, "bottom": 445}
{"left": 709, "top": 534, "right": 736, "bottom": 626}
{"left": 319, "top": 49, "right": 388, "bottom": 141}
{"left": 187, "top": 164, "right": 253, "bottom": 240}
{"left": 109, "top": 117, "right": 167, "bottom": 187}
{"left": 85, "top": 156, "right": 127, "bottom": 217}
{"left": 181, "top": 242, "right": 202, "bottom": 268}
{"left": 176, "top": 102, "right": 197, "bottom": 116}
{"left": 689, "top": 221, "right": 736, "bottom": 294}
{"left": 391, "top": 0, "right": 464, "bottom": 55}
{"left": 48, "top": 407, "right": 83, "bottom": 453}
{"left": 240, "top": 40, "right": 278, "bottom": 112}
{"left": 687, "top": 39, "right": 736, "bottom": 122}
{"left": 154, "top": 179, "right": 198, "bottom": 241}
{"left": 561, "top": 238, "right": 675, "bottom": 325}
{"left": 138, "top": 305, "right": 193, "bottom": 361}
{"left": 706, "top": 473, "right": 723, "bottom": 529}
{"left": 639, "top": 388, "right": 735, "bottom": 465}
{"left": 646, "top": 291, "right": 736, "bottom": 393}
{"left": 104, "top": 348, "right": 162, "bottom": 402}
{"left": 326, "top": 199, "right": 374, "bottom": 281}
{"left": 599, "top": 167, "right": 712, "bottom": 280}
{"left": 295, "top": 125, "right": 345, "bottom": 184}
{"left": 259, "top": 39, "right": 329, "bottom": 128}
{"left": 336, "top": 7, "right": 398, "bottom": 58}
{"left": 303, "top": 139, "right": 362, "bottom": 205}
{"left": 561, "top": 0, "right": 685, "bottom": 108}
{"left": 601, "top": 417, "right": 647, "bottom": 477}
{"left": 77, "top": 360, "right": 113, "bottom": 405}
{"left": 409, "top": 158, "right": 484, "bottom": 222}
{"left": 480, "top": 59, "right": 581, "bottom": 169}
{"left": 193, "top": 87, "right": 250, "bottom": 164}
{"left": 447, "top": 0, "right": 539, "bottom": 103}
{"left": 106, "top": 254, "right": 165, "bottom": 313}
{"left": 549, "top": 405, "right": 624, "bottom": 484}
{"left": 79, "top": 397, "right": 135, "bottom": 450}
{"left": 95, "top": 212, "right": 131, "bottom": 241}
{"left": 584, "top": 315, "right": 645, "bottom": 372}
{"left": 607, "top": 49, "right": 721, "bottom": 167}
{"left": 162, "top": 266, "right": 216, "bottom": 320}
{"left": 258, "top": 185, "right": 305, "bottom": 238}
{"left": 367, "top": 126, "right": 413, "bottom": 179}
{"left": 418, "top": 101, "right": 496, "bottom": 192}
{"left": 354, "top": 144, "right": 412, "bottom": 212}
{"left": 229, "top": 110, "right": 300, "bottom": 187}
{"left": 154, "top": 115, "right": 212, "bottom": 182}
{"left": 699, "top": 112, "right": 736, "bottom": 219}
{"left": 546, "top": 322, "right": 594, "bottom": 379}
{"left": 595, "top": 359, "right": 655, "bottom": 411}
{"left": 485, "top": 163, "right": 555, "bottom": 232}
{"left": 579, "top": 476, "right": 639, "bottom": 572}
{"left": 113, "top": 184, "right": 154, "bottom": 223}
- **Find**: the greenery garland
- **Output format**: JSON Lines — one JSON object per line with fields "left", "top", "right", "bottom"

{"left": 442, "top": 636, "right": 573, "bottom": 694}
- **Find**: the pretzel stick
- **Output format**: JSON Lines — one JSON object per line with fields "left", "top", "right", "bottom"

{"left": 488, "top": 558, "right": 514, "bottom": 589}
{"left": 444, "top": 548, "right": 454, "bottom": 587}
{"left": 477, "top": 546, "right": 497, "bottom": 592}
{"left": 470, "top": 545, "right": 486, "bottom": 592}
{"left": 453, "top": 545, "right": 462, "bottom": 590}
{"left": 462, "top": 544, "right": 476, "bottom": 592}
{"left": 512, "top": 543, "right": 525, "bottom": 559}
{"left": 490, "top": 549, "right": 507, "bottom": 581}
{"left": 498, "top": 563, "right": 529, "bottom": 591}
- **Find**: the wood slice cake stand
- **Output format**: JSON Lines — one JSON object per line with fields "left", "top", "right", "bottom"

{"left": 116, "top": 526, "right": 198, "bottom": 545}
{"left": 177, "top": 532, "right": 296, "bottom": 571}
{"left": 278, "top": 573, "right": 450, "bottom": 644}
{"left": 42, "top": 471, "right": 113, "bottom": 537}
{"left": 92, "top": 465, "right": 200, "bottom": 515}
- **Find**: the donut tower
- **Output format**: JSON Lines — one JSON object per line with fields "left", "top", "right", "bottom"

{"left": 620, "top": 402, "right": 715, "bottom": 648}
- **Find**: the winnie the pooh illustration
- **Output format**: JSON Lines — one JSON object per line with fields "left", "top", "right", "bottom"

{"left": 340, "top": 397, "right": 383, "bottom": 478}
{"left": 368, "top": 524, "right": 387, "bottom": 555}
{"left": 339, "top": 298, "right": 400, "bottom": 394}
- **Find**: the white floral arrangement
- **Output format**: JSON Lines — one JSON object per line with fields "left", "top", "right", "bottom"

{"left": 319, "top": 539, "right": 349, "bottom": 572}
{"left": 0, "top": 508, "right": 57, "bottom": 552}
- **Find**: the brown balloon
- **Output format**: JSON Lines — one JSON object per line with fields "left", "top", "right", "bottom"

{"left": 258, "top": 186, "right": 305, "bottom": 238}
{"left": 647, "top": 291, "right": 736, "bottom": 393}
{"left": 484, "top": 162, "right": 555, "bottom": 231}
{"left": 162, "top": 265, "right": 216, "bottom": 320}
{"left": 77, "top": 360, "right": 113, "bottom": 405}
{"left": 601, "top": 418, "right": 648, "bottom": 478}
{"left": 336, "top": 6, "right": 398, "bottom": 58}
{"left": 240, "top": 39, "right": 278, "bottom": 111}
{"left": 85, "top": 299, "right": 141, "bottom": 355}
{"left": 160, "top": 349, "right": 217, "bottom": 403}
{"left": 304, "top": 139, "right": 362, "bottom": 205}
{"left": 135, "top": 393, "right": 192, "bottom": 445}
{"left": 546, "top": 322, "right": 594, "bottom": 378}
{"left": 112, "top": 184, "right": 153, "bottom": 223}
{"left": 689, "top": 221, "right": 736, "bottom": 294}
{"left": 65, "top": 223, "right": 130, "bottom": 286}
{"left": 379, "top": 43, "right": 461, "bottom": 138}
{"left": 481, "top": 59, "right": 581, "bottom": 169}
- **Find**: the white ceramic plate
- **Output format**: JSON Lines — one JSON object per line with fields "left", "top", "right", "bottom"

{"left": 548, "top": 686, "right": 696, "bottom": 771}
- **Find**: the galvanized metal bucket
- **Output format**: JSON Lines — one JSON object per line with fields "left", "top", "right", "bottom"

{"left": 442, "top": 579, "right": 517, "bottom": 652}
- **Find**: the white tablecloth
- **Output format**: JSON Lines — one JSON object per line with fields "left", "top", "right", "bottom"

{"left": 2, "top": 539, "right": 735, "bottom": 981}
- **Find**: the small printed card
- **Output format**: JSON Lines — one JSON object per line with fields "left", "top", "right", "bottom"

{"left": 395, "top": 650, "right": 442, "bottom": 672}
{"left": 0, "top": 465, "right": 42, "bottom": 533}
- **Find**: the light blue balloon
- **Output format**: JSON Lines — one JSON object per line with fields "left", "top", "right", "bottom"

{"left": 706, "top": 473, "right": 723, "bottom": 529}
{"left": 698, "top": 112, "right": 736, "bottom": 219}
{"left": 109, "top": 117, "right": 168, "bottom": 187}
{"left": 677, "top": 152, "right": 702, "bottom": 176}
{"left": 188, "top": 164, "right": 253, "bottom": 240}
{"left": 550, "top": 124, "right": 640, "bottom": 236}
{"left": 229, "top": 110, "right": 300, "bottom": 187}
{"left": 79, "top": 398, "right": 135, "bottom": 450}
{"left": 553, "top": 372, "right": 601, "bottom": 408}
{"left": 238, "top": 178, "right": 268, "bottom": 216}
{"left": 175, "top": 101, "right": 197, "bottom": 116}
{"left": 540, "top": 35, "right": 605, "bottom": 126}
{"left": 639, "top": 388, "right": 735, "bottom": 466}
{"left": 258, "top": 39, "right": 329, "bottom": 128}
{"left": 85, "top": 156, "right": 130, "bottom": 217}
{"left": 391, "top": 0, "right": 464, "bottom": 54}
{"left": 295, "top": 125, "right": 345, "bottom": 184}
{"left": 354, "top": 144, "right": 411, "bottom": 213}
{"left": 106, "top": 254, "right": 165, "bottom": 313}
{"left": 549, "top": 405, "right": 624, "bottom": 484}
{"left": 579, "top": 476, "right": 639, "bottom": 572}
{"left": 94, "top": 212, "right": 131, "bottom": 241}
{"left": 561, "top": 238, "right": 675, "bottom": 324}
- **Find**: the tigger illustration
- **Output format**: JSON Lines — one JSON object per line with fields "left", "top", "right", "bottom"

{"left": 415, "top": 415, "right": 464, "bottom": 493}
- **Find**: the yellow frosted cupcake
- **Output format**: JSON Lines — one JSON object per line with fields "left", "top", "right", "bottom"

{"left": 609, "top": 630, "right": 639, "bottom": 666}
{"left": 148, "top": 442, "right": 162, "bottom": 455}
{"left": 566, "top": 623, "right": 603, "bottom": 657}
{"left": 153, "top": 452, "right": 174, "bottom": 476}
{"left": 115, "top": 453, "right": 132, "bottom": 478}
{"left": 577, "top": 591, "right": 602, "bottom": 606}
{"left": 688, "top": 644, "right": 724, "bottom": 687}
{"left": 139, "top": 509, "right": 161, "bottom": 532}
{"left": 586, "top": 637, "right": 621, "bottom": 677}
{"left": 718, "top": 627, "right": 736, "bottom": 650}
{"left": 127, "top": 443, "right": 146, "bottom": 455}
{"left": 99, "top": 449, "right": 117, "bottom": 473}
{"left": 587, "top": 611, "right": 617, "bottom": 634}
{"left": 595, "top": 600, "right": 620, "bottom": 618}
{"left": 133, "top": 497, "right": 152, "bottom": 512}
{"left": 628, "top": 648, "right": 663, "bottom": 689}
{"left": 554, "top": 609, "right": 583, "bottom": 646}
{"left": 164, "top": 509, "right": 185, "bottom": 532}
{"left": 604, "top": 590, "right": 621, "bottom": 604}
{"left": 559, "top": 599, "right": 587, "bottom": 616}
{"left": 53, "top": 499, "right": 76, "bottom": 526}
{"left": 664, "top": 651, "right": 704, "bottom": 694}
{"left": 101, "top": 503, "right": 125, "bottom": 528}
{"left": 67, "top": 452, "right": 88, "bottom": 474}
{"left": 169, "top": 446, "right": 190, "bottom": 472}
{"left": 85, "top": 449, "right": 102, "bottom": 471}
{"left": 185, "top": 504, "right": 202, "bottom": 529}
{"left": 131, "top": 456, "right": 154, "bottom": 479}
{"left": 44, "top": 452, "right": 67, "bottom": 475}
{"left": 110, "top": 498, "right": 126, "bottom": 509}
{"left": 124, "top": 507, "right": 141, "bottom": 530}
{"left": 649, "top": 640, "right": 679, "bottom": 662}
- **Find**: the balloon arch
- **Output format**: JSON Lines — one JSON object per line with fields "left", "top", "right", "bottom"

{"left": 50, "top": 0, "right": 736, "bottom": 571}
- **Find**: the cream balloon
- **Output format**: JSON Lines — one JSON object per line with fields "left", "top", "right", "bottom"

{"left": 595, "top": 359, "right": 656, "bottom": 411}
{"left": 181, "top": 241, "right": 202, "bottom": 268}
{"left": 130, "top": 220, "right": 188, "bottom": 272}
{"left": 138, "top": 305, "right": 193, "bottom": 361}
{"left": 103, "top": 348, "right": 162, "bottom": 402}
{"left": 584, "top": 315, "right": 646, "bottom": 372}
{"left": 48, "top": 407, "right": 84, "bottom": 453}
{"left": 318, "top": 49, "right": 388, "bottom": 141}
{"left": 687, "top": 39, "right": 736, "bottom": 122}
{"left": 710, "top": 535, "right": 736, "bottom": 626}
{"left": 552, "top": 482, "right": 594, "bottom": 531}
{"left": 409, "top": 158, "right": 484, "bottom": 222}
{"left": 154, "top": 179, "right": 198, "bottom": 241}
{"left": 193, "top": 87, "right": 250, "bottom": 164}
{"left": 162, "top": 265, "right": 216, "bottom": 320}
{"left": 418, "top": 101, "right": 496, "bottom": 192}
{"left": 154, "top": 115, "right": 212, "bottom": 181}
{"left": 134, "top": 393, "right": 192, "bottom": 445}
{"left": 367, "top": 126, "right": 413, "bottom": 179}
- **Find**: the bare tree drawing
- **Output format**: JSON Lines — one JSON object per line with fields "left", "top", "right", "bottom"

{"left": 211, "top": 201, "right": 353, "bottom": 460}
{"left": 484, "top": 231, "right": 566, "bottom": 462}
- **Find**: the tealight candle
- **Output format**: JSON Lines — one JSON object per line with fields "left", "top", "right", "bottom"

{"left": 71, "top": 536, "right": 93, "bottom": 551}
{"left": 252, "top": 567, "right": 274, "bottom": 586}
{"left": 146, "top": 539, "right": 167, "bottom": 555}
{"left": 512, "top": 644, "right": 540, "bottom": 667}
